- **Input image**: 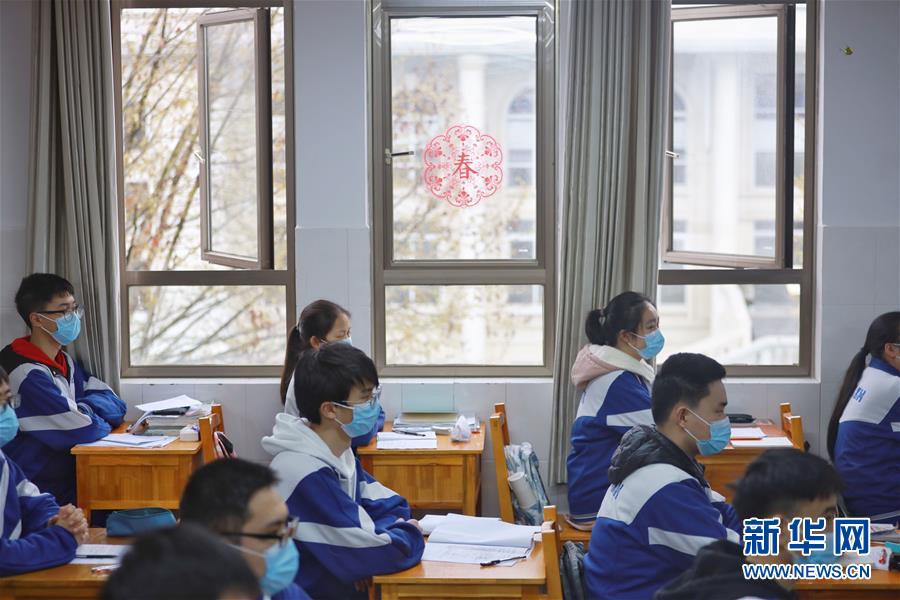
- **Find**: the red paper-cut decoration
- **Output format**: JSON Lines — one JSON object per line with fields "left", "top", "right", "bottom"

{"left": 423, "top": 124, "right": 503, "bottom": 208}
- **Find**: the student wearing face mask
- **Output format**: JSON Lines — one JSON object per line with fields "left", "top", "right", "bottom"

{"left": 566, "top": 291, "right": 662, "bottom": 526}
{"left": 0, "top": 274, "right": 126, "bottom": 505}
{"left": 656, "top": 449, "right": 844, "bottom": 600}
{"left": 180, "top": 458, "right": 309, "bottom": 600}
{"left": 584, "top": 353, "right": 740, "bottom": 600}
{"left": 0, "top": 366, "right": 90, "bottom": 576}
{"left": 280, "top": 300, "right": 384, "bottom": 447}
{"left": 826, "top": 311, "right": 900, "bottom": 523}
{"left": 263, "top": 344, "right": 424, "bottom": 599}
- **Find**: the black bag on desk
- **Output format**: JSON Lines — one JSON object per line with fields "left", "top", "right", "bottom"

{"left": 106, "top": 508, "right": 176, "bottom": 536}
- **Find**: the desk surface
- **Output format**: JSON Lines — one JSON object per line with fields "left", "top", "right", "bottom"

{"left": 71, "top": 423, "right": 201, "bottom": 455}
{"left": 374, "top": 539, "right": 545, "bottom": 585}
{"left": 794, "top": 568, "right": 900, "bottom": 590}
{"left": 357, "top": 421, "right": 485, "bottom": 455}
{"left": 704, "top": 422, "right": 798, "bottom": 457}
{"left": 0, "top": 529, "right": 125, "bottom": 592}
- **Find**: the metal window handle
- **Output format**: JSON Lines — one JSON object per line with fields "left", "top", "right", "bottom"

{"left": 384, "top": 148, "right": 415, "bottom": 165}
{"left": 391, "top": 150, "right": 415, "bottom": 157}
{"left": 665, "top": 150, "right": 680, "bottom": 159}
{"left": 193, "top": 151, "right": 206, "bottom": 163}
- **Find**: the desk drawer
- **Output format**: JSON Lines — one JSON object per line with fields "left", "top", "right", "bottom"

{"left": 76, "top": 454, "right": 199, "bottom": 503}
{"left": 368, "top": 456, "right": 466, "bottom": 507}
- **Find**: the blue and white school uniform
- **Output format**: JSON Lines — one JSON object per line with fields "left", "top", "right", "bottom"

{"left": 566, "top": 345, "right": 656, "bottom": 520}
{"left": 0, "top": 449, "right": 77, "bottom": 576}
{"left": 584, "top": 425, "right": 740, "bottom": 599}
{"left": 834, "top": 357, "right": 900, "bottom": 520}
{"left": 0, "top": 338, "right": 126, "bottom": 505}
{"left": 262, "top": 414, "right": 424, "bottom": 600}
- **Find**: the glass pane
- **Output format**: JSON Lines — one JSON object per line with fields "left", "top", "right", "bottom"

{"left": 385, "top": 285, "right": 543, "bottom": 365}
{"left": 793, "top": 5, "right": 806, "bottom": 269}
{"left": 204, "top": 18, "right": 259, "bottom": 261}
{"left": 673, "top": 15, "right": 779, "bottom": 258}
{"left": 129, "top": 286, "right": 285, "bottom": 366}
{"left": 390, "top": 17, "right": 537, "bottom": 260}
{"left": 121, "top": 8, "right": 287, "bottom": 271}
{"left": 656, "top": 283, "right": 800, "bottom": 366}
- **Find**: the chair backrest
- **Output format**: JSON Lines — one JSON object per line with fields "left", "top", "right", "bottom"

{"left": 779, "top": 402, "right": 805, "bottom": 449}
{"left": 200, "top": 404, "right": 226, "bottom": 463}
{"left": 541, "top": 505, "right": 563, "bottom": 600}
{"left": 490, "top": 402, "right": 516, "bottom": 523}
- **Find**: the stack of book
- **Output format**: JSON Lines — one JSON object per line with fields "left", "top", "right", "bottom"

{"left": 129, "top": 396, "right": 212, "bottom": 436}
{"left": 393, "top": 413, "right": 480, "bottom": 433}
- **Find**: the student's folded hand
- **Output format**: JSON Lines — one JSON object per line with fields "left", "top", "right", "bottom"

{"left": 406, "top": 518, "right": 423, "bottom": 533}
{"left": 54, "top": 504, "right": 89, "bottom": 544}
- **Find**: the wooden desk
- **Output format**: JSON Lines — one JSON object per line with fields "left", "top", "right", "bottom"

{"left": 699, "top": 422, "right": 798, "bottom": 502}
{"left": 794, "top": 569, "right": 900, "bottom": 599}
{"left": 374, "top": 539, "right": 547, "bottom": 599}
{"left": 71, "top": 424, "right": 202, "bottom": 522}
{"left": 357, "top": 422, "right": 485, "bottom": 516}
{"left": 0, "top": 529, "right": 125, "bottom": 600}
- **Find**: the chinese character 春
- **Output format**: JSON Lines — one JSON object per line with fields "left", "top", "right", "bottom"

{"left": 835, "top": 518, "right": 870, "bottom": 556}
{"left": 451, "top": 151, "right": 478, "bottom": 180}
{"left": 743, "top": 518, "right": 781, "bottom": 556}
{"left": 787, "top": 517, "right": 828, "bottom": 557}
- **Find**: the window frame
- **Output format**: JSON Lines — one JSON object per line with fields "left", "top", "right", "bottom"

{"left": 370, "top": 0, "right": 557, "bottom": 377}
{"left": 112, "top": 0, "right": 296, "bottom": 377}
{"left": 197, "top": 8, "right": 274, "bottom": 270}
{"left": 659, "top": 0, "right": 817, "bottom": 377}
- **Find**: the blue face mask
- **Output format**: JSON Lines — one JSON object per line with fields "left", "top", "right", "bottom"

{"left": 334, "top": 336, "right": 353, "bottom": 346}
{"left": 38, "top": 311, "right": 82, "bottom": 346}
{"left": 629, "top": 329, "right": 665, "bottom": 360}
{"left": 334, "top": 393, "right": 382, "bottom": 439}
{"left": 233, "top": 540, "right": 299, "bottom": 596}
{"left": 683, "top": 408, "right": 731, "bottom": 456}
{"left": 0, "top": 405, "right": 19, "bottom": 447}
{"left": 793, "top": 533, "right": 840, "bottom": 565}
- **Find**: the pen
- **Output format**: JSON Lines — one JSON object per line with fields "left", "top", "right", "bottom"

{"left": 480, "top": 555, "right": 528, "bottom": 567}
{"left": 77, "top": 555, "right": 120, "bottom": 559}
{"left": 393, "top": 429, "right": 426, "bottom": 437}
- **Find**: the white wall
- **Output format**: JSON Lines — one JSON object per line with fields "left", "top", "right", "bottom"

{"left": 0, "top": 0, "right": 31, "bottom": 344}
{"left": 0, "top": 0, "right": 897, "bottom": 515}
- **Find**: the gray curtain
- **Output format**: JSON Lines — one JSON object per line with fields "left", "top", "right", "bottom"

{"left": 549, "top": 0, "right": 671, "bottom": 484}
{"left": 27, "top": 0, "right": 120, "bottom": 389}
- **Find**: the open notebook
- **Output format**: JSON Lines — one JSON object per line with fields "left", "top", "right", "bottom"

{"left": 422, "top": 514, "right": 540, "bottom": 566}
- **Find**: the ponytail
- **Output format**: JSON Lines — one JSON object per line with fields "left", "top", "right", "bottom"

{"left": 827, "top": 311, "right": 900, "bottom": 460}
{"left": 279, "top": 300, "right": 351, "bottom": 404}
{"left": 584, "top": 291, "right": 653, "bottom": 347}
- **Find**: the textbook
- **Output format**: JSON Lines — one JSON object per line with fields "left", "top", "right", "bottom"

{"left": 422, "top": 514, "right": 539, "bottom": 566}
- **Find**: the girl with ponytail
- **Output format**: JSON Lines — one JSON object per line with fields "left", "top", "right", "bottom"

{"left": 566, "top": 291, "right": 663, "bottom": 525}
{"left": 827, "top": 311, "right": 900, "bottom": 521}
{"left": 279, "top": 300, "right": 385, "bottom": 447}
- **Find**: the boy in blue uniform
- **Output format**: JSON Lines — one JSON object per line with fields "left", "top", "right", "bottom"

{"left": 0, "top": 274, "right": 126, "bottom": 505}
{"left": 0, "top": 366, "right": 89, "bottom": 576}
{"left": 585, "top": 353, "right": 740, "bottom": 599}
{"left": 263, "top": 344, "right": 424, "bottom": 599}
{"left": 180, "top": 458, "right": 310, "bottom": 600}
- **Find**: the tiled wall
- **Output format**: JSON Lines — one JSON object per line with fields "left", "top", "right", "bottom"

{"left": 0, "top": 0, "right": 31, "bottom": 343}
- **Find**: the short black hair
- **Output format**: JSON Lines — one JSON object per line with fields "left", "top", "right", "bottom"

{"left": 731, "top": 449, "right": 844, "bottom": 522}
{"left": 293, "top": 343, "right": 379, "bottom": 424}
{"left": 651, "top": 353, "right": 726, "bottom": 424}
{"left": 180, "top": 458, "right": 278, "bottom": 538}
{"left": 15, "top": 273, "right": 75, "bottom": 328}
{"left": 101, "top": 523, "right": 260, "bottom": 600}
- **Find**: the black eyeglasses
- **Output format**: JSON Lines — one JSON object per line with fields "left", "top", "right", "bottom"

{"left": 38, "top": 305, "right": 84, "bottom": 321}
{"left": 220, "top": 517, "right": 299, "bottom": 547}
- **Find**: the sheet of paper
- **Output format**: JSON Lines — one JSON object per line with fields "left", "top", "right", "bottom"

{"left": 376, "top": 439, "right": 438, "bottom": 450}
{"left": 72, "top": 544, "right": 128, "bottom": 564}
{"left": 81, "top": 435, "right": 176, "bottom": 449}
{"left": 428, "top": 514, "right": 540, "bottom": 548}
{"left": 731, "top": 437, "right": 794, "bottom": 448}
{"left": 419, "top": 514, "right": 499, "bottom": 536}
{"left": 378, "top": 431, "right": 437, "bottom": 440}
{"left": 135, "top": 395, "right": 201, "bottom": 413}
{"left": 422, "top": 542, "right": 531, "bottom": 566}
{"left": 730, "top": 427, "right": 767, "bottom": 439}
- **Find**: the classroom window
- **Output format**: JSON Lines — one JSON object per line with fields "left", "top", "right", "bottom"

{"left": 114, "top": 1, "right": 294, "bottom": 376}
{"left": 372, "top": 1, "right": 556, "bottom": 376}
{"left": 659, "top": 1, "right": 815, "bottom": 376}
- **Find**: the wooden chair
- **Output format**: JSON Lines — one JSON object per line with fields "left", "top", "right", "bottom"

{"left": 540, "top": 505, "right": 563, "bottom": 600}
{"left": 779, "top": 402, "right": 805, "bottom": 450}
{"left": 490, "top": 403, "right": 591, "bottom": 544}
{"left": 199, "top": 404, "right": 226, "bottom": 463}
